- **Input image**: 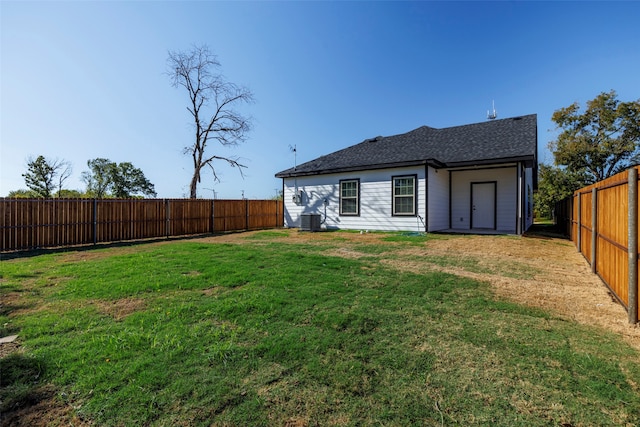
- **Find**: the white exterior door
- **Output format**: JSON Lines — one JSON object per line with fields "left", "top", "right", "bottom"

{"left": 471, "top": 182, "right": 496, "bottom": 229}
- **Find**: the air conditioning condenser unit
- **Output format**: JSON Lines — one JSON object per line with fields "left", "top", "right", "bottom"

{"left": 300, "top": 213, "right": 321, "bottom": 232}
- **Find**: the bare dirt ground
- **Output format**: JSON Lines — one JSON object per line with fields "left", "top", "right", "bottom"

{"left": 2, "top": 226, "right": 638, "bottom": 426}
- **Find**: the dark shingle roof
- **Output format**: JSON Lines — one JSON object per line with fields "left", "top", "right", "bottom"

{"left": 275, "top": 114, "right": 537, "bottom": 178}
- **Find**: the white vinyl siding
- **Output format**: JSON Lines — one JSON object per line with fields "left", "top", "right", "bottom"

{"left": 282, "top": 167, "right": 426, "bottom": 232}
{"left": 427, "top": 166, "right": 449, "bottom": 231}
{"left": 282, "top": 163, "right": 524, "bottom": 234}
{"left": 450, "top": 166, "right": 517, "bottom": 233}
{"left": 282, "top": 176, "right": 336, "bottom": 228}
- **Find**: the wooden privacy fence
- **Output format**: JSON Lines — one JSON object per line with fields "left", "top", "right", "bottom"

{"left": 556, "top": 167, "right": 639, "bottom": 324}
{"left": 1, "top": 198, "right": 283, "bottom": 252}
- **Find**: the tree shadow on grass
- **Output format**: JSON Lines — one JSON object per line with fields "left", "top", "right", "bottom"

{"left": 524, "top": 223, "right": 570, "bottom": 240}
{"left": 0, "top": 230, "right": 259, "bottom": 261}
{"left": 0, "top": 353, "right": 47, "bottom": 413}
{"left": 0, "top": 353, "right": 87, "bottom": 427}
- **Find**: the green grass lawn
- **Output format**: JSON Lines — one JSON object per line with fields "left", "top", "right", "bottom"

{"left": 1, "top": 231, "right": 639, "bottom": 426}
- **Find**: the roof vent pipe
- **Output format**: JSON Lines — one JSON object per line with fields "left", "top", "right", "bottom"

{"left": 487, "top": 100, "right": 497, "bottom": 120}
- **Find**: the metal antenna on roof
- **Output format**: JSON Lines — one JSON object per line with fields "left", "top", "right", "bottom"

{"left": 289, "top": 144, "right": 297, "bottom": 171}
{"left": 288, "top": 144, "right": 300, "bottom": 205}
{"left": 487, "top": 100, "right": 497, "bottom": 120}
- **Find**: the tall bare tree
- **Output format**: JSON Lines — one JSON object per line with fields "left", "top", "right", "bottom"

{"left": 56, "top": 160, "right": 72, "bottom": 196}
{"left": 167, "top": 45, "right": 253, "bottom": 199}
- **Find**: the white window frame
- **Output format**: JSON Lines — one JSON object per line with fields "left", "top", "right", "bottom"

{"left": 340, "top": 179, "right": 360, "bottom": 216}
{"left": 392, "top": 175, "right": 416, "bottom": 216}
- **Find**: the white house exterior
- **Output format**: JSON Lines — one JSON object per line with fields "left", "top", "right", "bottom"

{"left": 276, "top": 115, "right": 537, "bottom": 235}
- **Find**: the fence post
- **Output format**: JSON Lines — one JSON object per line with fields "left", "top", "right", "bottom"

{"left": 245, "top": 199, "right": 249, "bottom": 231}
{"left": 93, "top": 198, "right": 97, "bottom": 245}
{"left": 165, "top": 199, "right": 170, "bottom": 238}
{"left": 577, "top": 194, "right": 581, "bottom": 253}
{"left": 629, "top": 168, "right": 639, "bottom": 325}
{"left": 211, "top": 199, "right": 215, "bottom": 234}
{"left": 591, "top": 188, "right": 597, "bottom": 274}
{"left": 568, "top": 196, "right": 573, "bottom": 239}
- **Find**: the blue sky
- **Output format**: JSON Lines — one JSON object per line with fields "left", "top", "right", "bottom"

{"left": 2, "top": 1, "right": 639, "bottom": 199}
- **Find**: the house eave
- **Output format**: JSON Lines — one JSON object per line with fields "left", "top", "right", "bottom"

{"left": 275, "top": 156, "right": 534, "bottom": 179}
{"left": 444, "top": 155, "right": 536, "bottom": 169}
{"left": 275, "top": 159, "right": 446, "bottom": 178}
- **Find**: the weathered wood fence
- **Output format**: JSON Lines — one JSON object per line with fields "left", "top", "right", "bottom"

{"left": 556, "top": 167, "right": 639, "bottom": 324}
{"left": 0, "top": 198, "right": 283, "bottom": 252}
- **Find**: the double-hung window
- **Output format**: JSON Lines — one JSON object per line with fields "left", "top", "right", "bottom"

{"left": 392, "top": 175, "right": 416, "bottom": 216}
{"left": 340, "top": 179, "right": 359, "bottom": 216}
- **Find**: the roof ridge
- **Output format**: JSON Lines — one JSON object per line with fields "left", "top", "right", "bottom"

{"left": 383, "top": 114, "right": 536, "bottom": 139}
{"left": 275, "top": 114, "right": 537, "bottom": 178}
{"left": 434, "top": 113, "right": 537, "bottom": 132}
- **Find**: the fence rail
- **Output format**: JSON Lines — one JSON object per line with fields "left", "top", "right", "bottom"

{"left": 1, "top": 198, "right": 283, "bottom": 252}
{"left": 556, "top": 168, "right": 639, "bottom": 325}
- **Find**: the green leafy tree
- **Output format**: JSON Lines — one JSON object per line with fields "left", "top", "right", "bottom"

{"left": 82, "top": 158, "right": 156, "bottom": 198}
{"left": 550, "top": 90, "right": 640, "bottom": 183}
{"left": 7, "top": 189, "right": 39, "bottom": 198}
{"left": 81, "top": 158, "right": 113, "bottom": 198}
{"left": 534, "top": 164, "right": 587, "bottom": 219}
{"left": 22, "top": 155, "right": 71, "bottom": 198}
{"left": 111, "top": 162, "right": 156, "bottom": 198}
{"left": 167, "top": 45, "right": 253, "bottom": 199}
{"left": 57, "top": 189, "right": 87, "bottom": 198}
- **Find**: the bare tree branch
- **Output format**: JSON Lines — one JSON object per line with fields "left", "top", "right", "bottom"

{"left": 22, "top": 156, "right": 73, "bottom": 198}
{"left": 167, "top": 45, "right": 253, "bottom": 198}
{"left": 54, "top": 159, "right": 72, "bottom": 196}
